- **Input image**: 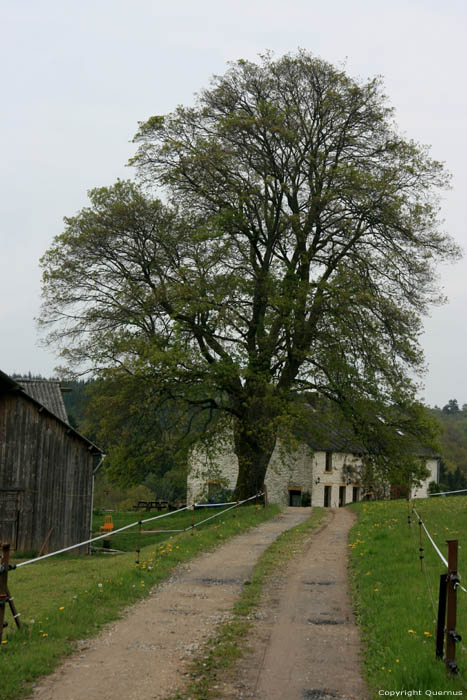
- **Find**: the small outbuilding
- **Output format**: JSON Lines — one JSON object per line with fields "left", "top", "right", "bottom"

{"left": 0, "top": 370, "right": 103, "bottom": 553}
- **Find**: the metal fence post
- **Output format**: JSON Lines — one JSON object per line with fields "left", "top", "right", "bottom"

{"left": 446, "top": 539, "right": 461, "bottom": 674}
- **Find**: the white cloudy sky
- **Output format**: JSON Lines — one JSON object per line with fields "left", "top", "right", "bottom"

{"left": 1, "top": 0, "right": 466, "bottom": 407}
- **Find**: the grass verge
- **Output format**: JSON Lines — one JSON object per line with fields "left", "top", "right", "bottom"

{"left": 349, "top": 497, "right": 467, "bottom": 697}
{"left": 0, "top": 504, "right": 280, "bottom": 700}
{"left": 167, "top": 506, "right": 327, "bottom": 700}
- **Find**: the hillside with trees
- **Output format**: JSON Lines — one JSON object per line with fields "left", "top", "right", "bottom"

{"left": 430, "top": 399, "right": 467, "bottom": 491}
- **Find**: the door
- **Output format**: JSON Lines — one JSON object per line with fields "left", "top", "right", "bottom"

{"left": 339, "top": 486, "right": 346, "bottom": 507}
{"left": 0, "top": 490, "right": 22, "bottom": 550}
{"left": 352, "top": 486, "right": 360, "bottom": 502}
{"left": 324, "top": 485, "right": 332, "bottom": 507}
{"left": 289, "top": 489, "right": 302, "bottom": 507}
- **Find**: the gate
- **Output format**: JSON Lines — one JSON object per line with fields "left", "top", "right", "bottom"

{"left": 0, "top": 489, "right": 23, "bottom": 550}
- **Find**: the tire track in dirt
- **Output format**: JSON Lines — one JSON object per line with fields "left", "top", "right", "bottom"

{"left": 27, "top": 508, "right": 312, "bottom": 700}
{"left": 220, "top": 507, "right": 368, "bottom": 700}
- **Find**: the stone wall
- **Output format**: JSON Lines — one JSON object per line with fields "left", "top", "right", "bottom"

{"left": 187, "top": 436, "right": 439, "bottom": 506}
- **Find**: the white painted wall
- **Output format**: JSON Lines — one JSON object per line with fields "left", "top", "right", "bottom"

{"left": 411, "top": 458, "right": 440, "bottom": 499}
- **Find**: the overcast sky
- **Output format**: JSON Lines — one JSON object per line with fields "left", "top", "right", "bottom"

{"left": 1, "top": 0, "right": 466, "bottom": 407}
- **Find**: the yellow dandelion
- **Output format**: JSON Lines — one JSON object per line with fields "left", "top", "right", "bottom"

{"left": 396, "top": 659, "right": 400, "bottom": 663}
{"left": 408, "top": 629, "right": 416, "bottom": 634}
{"left": 424, "top": 632, "right": 432, "bottom": 637}
{"left": 1, "top": 640, "right": 7, "bottom": 645}
{"left": 59, "top": 606, "right": 65, "bottom": 611}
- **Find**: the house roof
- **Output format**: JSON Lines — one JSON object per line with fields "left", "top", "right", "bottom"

{"left": 0, "top": 370, "right": 103, "bottom": 456}
{"left": 298, "top": 402, "right": 438, "bottom": 458}
{"left": 16, "top": 378, "right": 69, "bottom": 423}
{"left": 301, "top": 408, "right": 365, "bottom": 454}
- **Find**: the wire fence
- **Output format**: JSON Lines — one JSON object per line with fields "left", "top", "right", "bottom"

{"left": 0, "top": 492, "right": 265, "bottom": 643}
{"left": 409, "top": 500, "right": 466, "bottom": 680}
{"left": 13, "top": 492, "right": 263, "bottom": 570}
{"left": 412, "top": 504, "right": 467, "bottom": 593}
{"left": 429, "top": 488, "right": 467, "bottom": 498}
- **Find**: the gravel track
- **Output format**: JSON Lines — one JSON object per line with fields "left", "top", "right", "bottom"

{"left": 28, "top": 508, "right": 313, "bottom": 700}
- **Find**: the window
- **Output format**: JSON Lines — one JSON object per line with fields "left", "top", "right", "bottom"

{"left": 325, "top": 451, "right": 333, "bottom": 472}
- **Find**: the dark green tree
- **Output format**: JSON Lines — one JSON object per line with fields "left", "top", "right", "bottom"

{"left": 40, "top": 52, "right": 460, "bottom": 498}
{"left": 442, "top": 398, "right": 460, "bottom": 414}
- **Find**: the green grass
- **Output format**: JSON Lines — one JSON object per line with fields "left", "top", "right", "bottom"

{"left": 349, "top": 496, "right": 467, "bottom": 696}
{"left": 0, "top": 503, "right": 280, "bottom": 700}
{"left": 168, "top": 507, "right": 327, "bottom": 700}
{"left": 91, "top": 507, "right": 243, "bottom": 552}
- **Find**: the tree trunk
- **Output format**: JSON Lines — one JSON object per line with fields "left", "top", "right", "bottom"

{"left": 233, "top": 415, "right": 277, "bottom": 501}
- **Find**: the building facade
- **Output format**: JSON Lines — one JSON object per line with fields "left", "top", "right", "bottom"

{"left": 187, "top": 434, "right": 439, "bottom": 507}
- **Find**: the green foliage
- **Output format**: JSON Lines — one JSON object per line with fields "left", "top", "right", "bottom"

{"left": 430, "top": 401, "right": 467, "bottom": 479}
{"left": 82, "top": 372, "right": 195, "bottom": 491}
{"left": 61, "top": 378, "right": 94, "bottom": 432}
{"left": 92, "top": 476, "right": 155, "bottom": 512}
{"left": 349, "top": 498, "right": 467, "bottom": 695}
{"left": 442, "top": 398, "right": 460, "bottom": 414}
{"left": 40, "top": 52, "right": 460, "bottom": 497}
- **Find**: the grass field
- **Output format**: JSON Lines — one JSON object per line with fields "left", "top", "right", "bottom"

{"left": 0, "top": 503, "right": 280, "bottom": 700}
{"left": 349, "top": 496, "right": 467, "bottom": 696}
{"left": 91, "top": 506, "right": 248, "bottom": 552}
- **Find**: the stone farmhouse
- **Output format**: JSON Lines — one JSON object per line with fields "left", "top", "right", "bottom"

{"left": 187, "top": 414, "right": 439, "bottom": 508}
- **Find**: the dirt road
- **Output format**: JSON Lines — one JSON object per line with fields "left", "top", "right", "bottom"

{"left": 221, "top": 507, "right": 368, "bottom": 700}
{"left": 29, "top": 508, "right": 313, "bottom": 700}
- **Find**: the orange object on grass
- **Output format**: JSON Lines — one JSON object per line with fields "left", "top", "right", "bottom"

{"left": 99, "top": 515, "right": 114, "bottom": 534}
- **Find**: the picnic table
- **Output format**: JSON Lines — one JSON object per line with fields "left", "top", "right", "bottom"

{"left": 133, "top": 500, "right": 169, "bottom": 512}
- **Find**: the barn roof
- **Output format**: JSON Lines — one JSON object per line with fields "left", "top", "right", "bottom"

{"left": 0, "top": 370, "right": 103, "bottom": 456}
{"left": 16, "top": 378, "right": 69, "bottom": 423}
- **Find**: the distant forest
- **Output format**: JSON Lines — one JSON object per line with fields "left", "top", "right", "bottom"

{"left": 430, "top": 399, "right": 467, "bottom": 491}
{"left": 12, "top": 373, "right": 467, "bottom": 493}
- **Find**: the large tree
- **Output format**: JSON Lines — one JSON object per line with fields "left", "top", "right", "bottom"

{"left": 40, "top": 52, "right": 460, "bottom": 498}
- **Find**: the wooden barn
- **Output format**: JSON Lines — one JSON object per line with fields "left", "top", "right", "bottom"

{"left": 0, "top": 370, "right": 103, "bottom": 554}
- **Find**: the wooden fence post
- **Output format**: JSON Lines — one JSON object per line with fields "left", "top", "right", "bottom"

{"left": 446, "top": 539, "right": 461, "bottom": 674}
{"left": 418, "top": 517, "right": 424, "bottom": 571}
{"left": 135, "top": 512, "right": 143, "bottom": 566}
{"left": 0, "top": 543, "right": 22, "bottom": 643}
{"left": 0, "top": 543, "right": 12, "bottom": 642}
{"left": 436, "top": 573, "right": 447, "bottom": 659}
